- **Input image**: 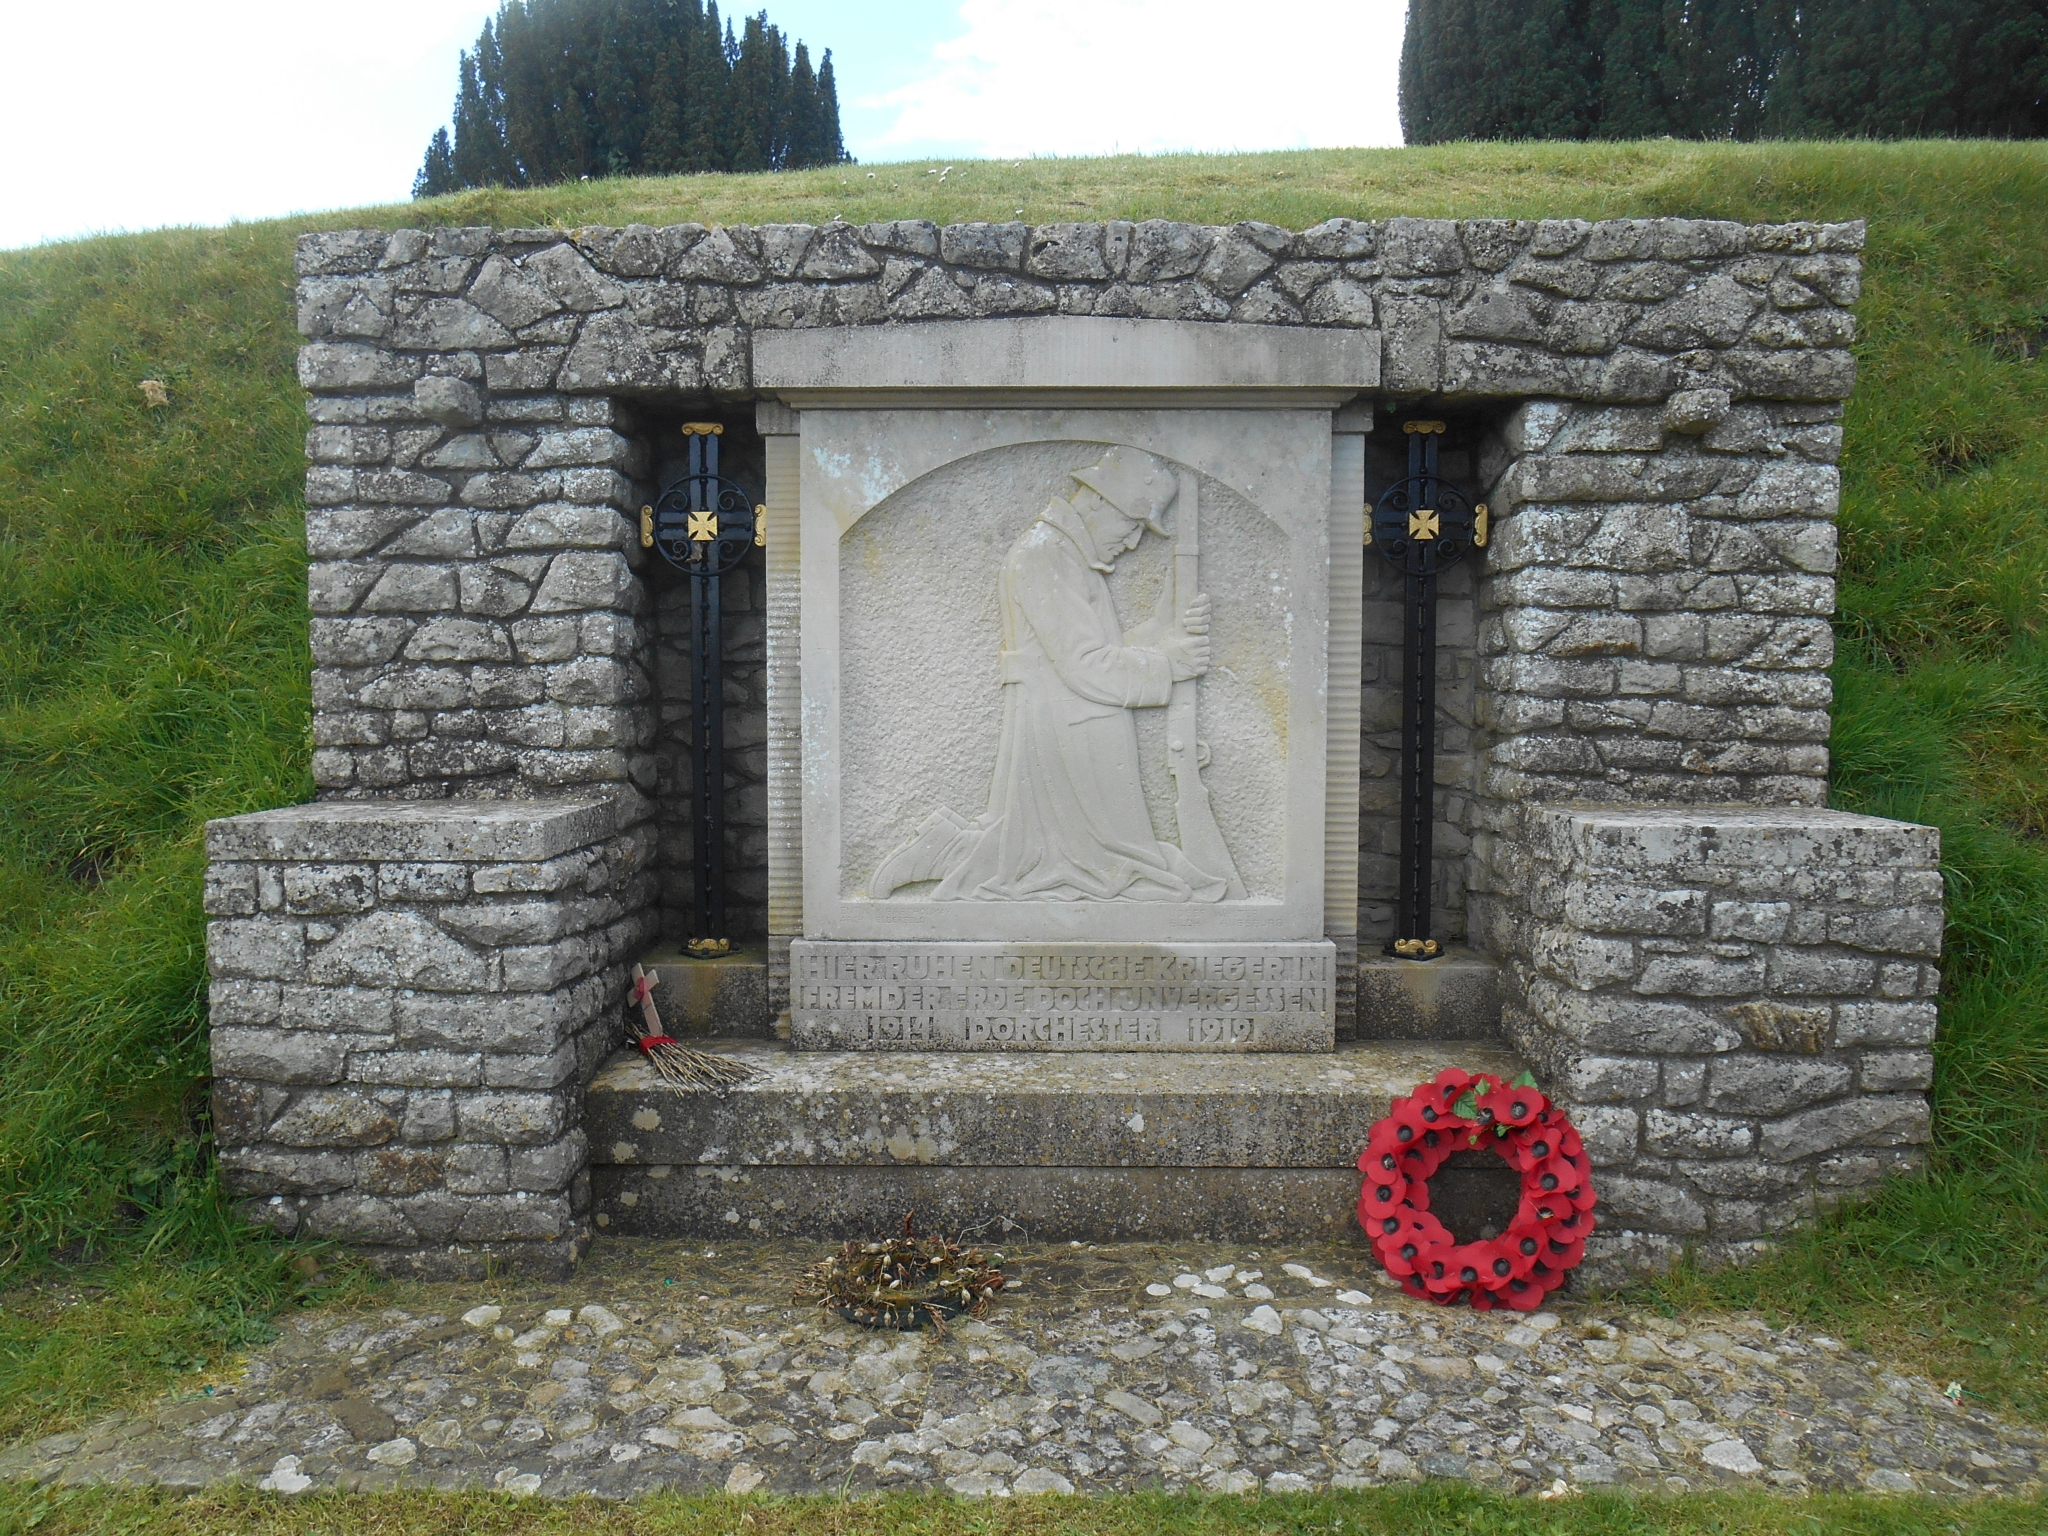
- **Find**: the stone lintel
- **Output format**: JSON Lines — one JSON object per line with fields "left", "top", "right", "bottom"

{"left": 205, "top": 795, "right": 621, "bottom": 864}
{"left": 756, "top": 317, "right": 1380, "bottom": 395}
{"left": 789, "top": 940, "right": 1338, "bottom": 1052}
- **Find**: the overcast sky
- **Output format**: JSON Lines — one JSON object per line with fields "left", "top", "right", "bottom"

{"left": 0, "top": 1, "right": 1407, "bottom": 252}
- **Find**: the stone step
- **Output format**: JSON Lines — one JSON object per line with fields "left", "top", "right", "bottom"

{"left": 587, "top": 1039, "right": 1525, "bottom": 1244}
{"left": 636, "top": 945, "right": 772, "bottom": 1038}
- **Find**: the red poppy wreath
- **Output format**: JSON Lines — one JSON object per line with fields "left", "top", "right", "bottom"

{"left": 1356, "top": 1067, "right": 1596, "bottom": 1311}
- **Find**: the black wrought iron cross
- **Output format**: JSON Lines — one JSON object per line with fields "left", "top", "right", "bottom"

{"left": 641, "top": 423, "right": 764, "bottom": 953}
{"left": 1369, "top": 420, "right": 1488, "bottom": 960}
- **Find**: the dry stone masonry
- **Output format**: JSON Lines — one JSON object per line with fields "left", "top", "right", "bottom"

{"left": 206, "top": 799, "right": 654, "bottom": 1275}
{"left": 202, "top": 210, "right": 1938, "bottom": 1281}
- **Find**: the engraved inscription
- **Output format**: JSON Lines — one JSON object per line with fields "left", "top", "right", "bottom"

{"left": 789, "top": 941, "right": 1336, "bottom": 1052}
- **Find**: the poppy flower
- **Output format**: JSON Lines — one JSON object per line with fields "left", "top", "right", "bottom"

{"left": 1499, "top": 1275, "right": 1548, "bottom": 1311}
{"left": 1531, "top": 1153, "right": 1584, "bottom": 1200}
{"left": 1479, "top": 1082, "right": 1546, "bottom": 1127}
{"left": 1429, "top": 1066, "right": 1476, "bottom": 1101}
{"left": 1498, "top": 1223, "right": 1547, "bottom": 1280}
{"left": 1358, "top": 1172, "right": 1410, "bottom": 1219}
{"left": 1542, "top": 1231, "right": 1588, "bottom": 1271}
{"left": 1385, "top": 1096, "right": 1435, "bottom": 1143}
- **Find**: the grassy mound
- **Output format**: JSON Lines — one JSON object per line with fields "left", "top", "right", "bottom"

{"left": 1, "top": 140, "right": 2044, "bottom": 1439}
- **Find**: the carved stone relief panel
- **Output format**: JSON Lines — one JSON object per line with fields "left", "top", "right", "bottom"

{"left": 798, "top": 407, "right": 1335, "bottom": 946}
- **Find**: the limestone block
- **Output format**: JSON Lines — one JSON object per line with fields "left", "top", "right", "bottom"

{"left": 392, "top": 299, "right": 513, "bottom": 352}
{"left": 298, "top": 229, "right": 388, "bottom": 276}
{"left": 1026, "top": 224, "right": 1109, "bottom": 280}
{"left": 1124, "top": 221, "right": 1211, "bottom": 282}
{"left": 217, "top": 1147, "right": 355, "bottom": 1195}
{"left": 1197, "top": 227, "right": 1278, "bottom": 297}
{"left": 1636, "top": 952, "right": 1768, "bottom": 996}
{"left": 1706, "top": 1056, "right": 1854, "bottom": 1115}
{"left": 481, "top": 1041, "right": 582, "bottom": 1090}
{"left": 273, "top": 985, "right": 395, "bottom": 1035}
{"left": 1527, "top": 981, "right": 1739, "bottom": 1054}
{"left": 207, "top": 918, "right": 307, "bottom": 980}
{"left": 267, "top": 1089, "right": 400, "bottom": 1149}
{"left": 1627, "top": 276, "right": 1760, "bottom": 350}
{"left": 1833, "top": 1000, "right": 1938, "bottom": 1046}
{"left": 1859, "top": 1050, "right": 1934, "bottom": 1092}
{"left": 1563, "top": 883, "right": 1704, "bottom": 936}
{"left": 1596, "top": 1175, "right": 1708, "bottom": 1233}
{"left": 1570, "top": 1104, "right": 1640, "bottom": 1164}
{"left": 1380, "top": 218, "right": 1464, "bottom": 276}
{"left": 308, "top": 911, "right": 486, "bottom": 991}
{"left": 1557, "top": 1053, "right": 1661, "bottom": 1102}
{"left": 939, "top": 222, "right": 1026, "bottom": 271}
{"left": 1293, "top": 219, "right": 1375, "bottom": 260}
{"left": 348, "top": 1049, "right": 485, "bottom": 1088}
{"left": 483, "top": 349, "right": 567, "bottom": 391}
{"left": 1759, "top": 1094, "right": 1930, "bottom": 1161}
{"left": 523, "top": 243, "right": 627, "bottom": 311}
{"left": 459, "top": 1092, "right": 570, "bottom": 1146}
{"left": 861, "top": 219, "right": 938, "bottom": 257}
{"left": 212, "top": 1028, "right": 348, "bottom": 1086}
{"left": 1643, "top": 1109, "right": 1754, "bottom": 1158}
{"left": 1302, "top": 278, "right": 1376, "bottom": 327}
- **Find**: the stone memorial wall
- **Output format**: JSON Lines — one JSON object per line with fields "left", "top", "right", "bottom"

{"left": 199, "top": 210, "right": 1937, "bottom": 1280}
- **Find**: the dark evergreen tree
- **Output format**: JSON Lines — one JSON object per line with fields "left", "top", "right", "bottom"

{"left": 816, "top": 50, "right": 846, "bottom": 165}
{"left": 415, "top": 0, "right": 849, "bottom": 195}
{"left": 1400, "top": 0, "right": 2048, "bottom": 143}
{"left": 414, "top": 128, "right": 457, "bottom": 198}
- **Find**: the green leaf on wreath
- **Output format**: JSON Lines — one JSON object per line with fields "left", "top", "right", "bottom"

{"left": 1510, "top": 1070, "right": 1540, "bottom": 1089}
{"left": 1451, "top": 1089, "right": 1482, "bottom": 1120}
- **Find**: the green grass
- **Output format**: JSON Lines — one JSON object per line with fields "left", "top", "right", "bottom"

{"left": 1, "top": 140, "right": 2046, "bottom": 1465}
{"left": 2, "top": 1485, "right": 2046, "bottom": 1536}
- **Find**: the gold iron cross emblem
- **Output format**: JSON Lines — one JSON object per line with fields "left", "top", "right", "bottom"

{"left": 687, "top": 510, "right": 718, "bottom": 542}
{"left": 1409, "top": 507, "right": 1440, "bottom": 541}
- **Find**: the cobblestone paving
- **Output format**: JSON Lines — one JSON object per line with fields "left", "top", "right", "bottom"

{"left": 4, "top": 1240, "right": 2039, "bottom": 1499}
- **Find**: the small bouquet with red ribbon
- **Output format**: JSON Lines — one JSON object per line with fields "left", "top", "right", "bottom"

{"left": 628, "top": 963, "right": 756, "bottom": 1091}
{"left": 1358, "top": 1067, "right": 1595, "bottom": 1311}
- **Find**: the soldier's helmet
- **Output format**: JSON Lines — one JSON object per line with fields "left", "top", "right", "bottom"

{"left": 1071, "top": 446, "right": 1177, "bottom": 536}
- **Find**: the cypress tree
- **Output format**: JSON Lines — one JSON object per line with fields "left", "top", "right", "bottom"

{"left": 1395, "top": 0, "right": 2048, "bottom": 144}
{"left": 816, "top": 50, "right": 846, "bottom": 165}
{"left": 786, "top": 44, "right": 824, "bottom": 170}
{"left": 1399, "top": 0, "right": 1463, "bottom": 145}
{"left": 415, "top": 0, "right": 846, "bottom": 195}
{"left": 414, "top": 129, "right": 457, "bottom": 198}
{"left": 683, "top": 5, "right": 732, "bottom": 172}
{"left": 1591, "top": 0, "right": 1675, "bottom": 140}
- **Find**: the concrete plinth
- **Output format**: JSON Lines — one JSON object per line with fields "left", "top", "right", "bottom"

{"left": 1355, "top": 946, "right": 1502, "bottom": 1039}
{"left": 586, "top": 1039, "right": 1522, "bottom": 1243}
{"left": 637, "top": 946, "right": 772, "bottom": 1037}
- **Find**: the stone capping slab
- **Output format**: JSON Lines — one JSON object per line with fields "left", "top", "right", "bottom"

{"left": 1548, "top": 806, "right": 1940, "bottom": 875}
{"left": 205, "top": 796, "right": 621, "bottom": 863}
{"left": 753, "top": 316, "right": 1381, "bottom": 394}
